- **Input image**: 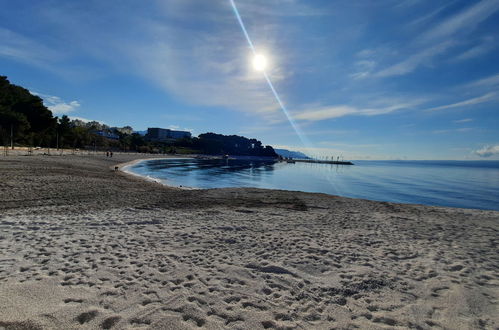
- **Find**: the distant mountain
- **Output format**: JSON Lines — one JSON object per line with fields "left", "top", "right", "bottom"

{"left": 274, "top": 148, "right": 310, "bottom": 159}
{"left": 134, "top": 130, "right": 147, "bottom": 136}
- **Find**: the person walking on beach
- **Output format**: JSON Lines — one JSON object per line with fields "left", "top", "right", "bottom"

{"left": 110, "top": 151, "right": 113, "bottom": 157}
{"left": 106, "top": 151, "right": 109, "bottom": 157}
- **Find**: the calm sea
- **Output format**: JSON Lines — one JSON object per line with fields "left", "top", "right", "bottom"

{"left": 127, "top": 158, "right": 499, "bottom": 211}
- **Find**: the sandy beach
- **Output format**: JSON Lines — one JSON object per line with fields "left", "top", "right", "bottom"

{"left": 0, "top": 154, "right": 498, "bottom": 329}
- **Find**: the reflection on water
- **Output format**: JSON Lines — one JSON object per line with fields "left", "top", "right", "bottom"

{"left": 141, "top": 158, "right": 278, "bottom": 186}
{"left": 129, "top": 158, "right": 499, "bottom": 211}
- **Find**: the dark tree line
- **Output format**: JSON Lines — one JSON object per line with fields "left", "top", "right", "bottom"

{"left": 0, "top": 76, "right": 131, "bottom": 150}
{"left": 0, "top": 76, "right": 57, "bottom": 147}
{"left": 185, "top": 133, "right": 277, "bottom": 157}
{"left": 127, "top": 133, "right": 278, "bottom": 157}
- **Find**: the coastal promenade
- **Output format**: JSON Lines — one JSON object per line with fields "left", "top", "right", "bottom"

{"left": 0, "top": 154, "right": 497, "bottom": 329}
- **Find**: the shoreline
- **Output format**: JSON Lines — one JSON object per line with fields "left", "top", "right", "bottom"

{"left": 0, "top": 154, "right": 497, "bottom": 329}
{"left": 118, "top": 157, "right": 199, "bottom": 189}
{"left": 118, "top": 156, "right": 498, "bottom": 212}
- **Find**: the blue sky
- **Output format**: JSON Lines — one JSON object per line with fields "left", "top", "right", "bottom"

{"left": 1, "top": 0, "right": 499, "bottom": 160}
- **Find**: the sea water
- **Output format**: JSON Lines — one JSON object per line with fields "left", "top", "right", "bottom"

{"left": 128, "top": 158, "right": 499, "bottom": 211}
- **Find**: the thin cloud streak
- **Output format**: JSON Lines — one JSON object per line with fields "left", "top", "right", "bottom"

{"left": 453, "top": 118, "right": 473, "bottom": 123}
{"left": 406, "top": 3, "right": 451, "bottom": 29}
{"left": 425, "top": 92, "right": 498, "bottom": 112}
{"left": 420, "top": 0, "right": 499, "bottom": 43}
{"left": 294, "top": 100, "right": 423, "bottom": 122}
{"left": 375, "top": 41, "right": 454, "bottom": 78}
{"left": 465, "top": 73, "right": 499, "bottom": 88}
{"left": 374, "top": 1, "right": 499, "bottom": 79}
{"left": 453, "top": 37, "right": 497, "bottom": 61}
{"left": 0, "top": 27, "right": 61, "bottom": 70}
{"left": 432, "top": 127, "right": 473, "bottom": 134}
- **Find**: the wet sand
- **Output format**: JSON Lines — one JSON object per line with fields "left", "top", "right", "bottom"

{"left": 0, "top": 154, "right": 498, "bottom": 329}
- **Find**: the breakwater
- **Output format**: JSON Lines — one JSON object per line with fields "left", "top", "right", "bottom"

{"left": 288, "top": 159, "right": 354, "bottom": 165}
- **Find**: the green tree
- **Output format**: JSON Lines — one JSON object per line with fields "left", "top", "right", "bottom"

{"left": 0, "top": 76, "right": 57, "bottom": 147}
{"left": 57, "top": 115, "right": 73, "bottom": 148}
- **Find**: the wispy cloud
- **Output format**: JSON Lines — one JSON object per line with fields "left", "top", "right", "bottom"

{"left": 293, "top": 99, "right": 423, "bottom": 121}
{"left": 375, "top": 41, "right": 454, "bottom": 77}
{"left": 406, "top": 3, "right": 451, "bottom": 29}
{"left": 0, "top": 27, "right": 102, "bottom": 81}
{"left": 453, "top": 36, "right": 497, "bottom": 62}
{"left": 419, "top": 0, "right": 499, "bottom": 43}
{"left": 432, "top": 127, "right": 473, "bottom": 134}
{"left": 375, "top": 1, "right": 499, "bottom": 78}
{"left": 49, "top": 100, "right": 81, "bottom": 115}
{"left": 465, "top": 73, "right": 499, "bottom": 89}
{"left": 453, "top": 118, "right": 473, "bottom": 123}
{"left": 425, "top": 92, "right": 498, "bottom": 112}
{"left": 0, "top": 27, "right": 60, "bottom": 68}
{"left": 318, "top": 141, "right": 382, "bottom": 149}
{"left": 31, "top": 92, "right": 81, "bottom": 115}
{"left": 350, "top": 59, "right": 376, "bottom": 79}
{"left": 160, "top": 114, "right": 203, "bottom": 122}
{"left": 303, "top": 129, "right": 358, "bottom": 136}
{"left": 166, "top": 125, "right": 194, "bottom": 132}
{"left": 237, "top": 0, "right": 327, "bottom": 17}
{"left": 474, "top": 144, "right": 499, "bottom": 157}
{"left": 294, "top": 106, "right": 357, "bottom": 121}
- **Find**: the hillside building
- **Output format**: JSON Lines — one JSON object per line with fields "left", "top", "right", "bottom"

{"left": 146, "top": 127, "right": 191, "bottom": 142}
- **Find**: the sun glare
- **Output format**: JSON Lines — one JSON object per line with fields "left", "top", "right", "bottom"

{"left": 252, "top": 54, "right": 267, "bottom": 71}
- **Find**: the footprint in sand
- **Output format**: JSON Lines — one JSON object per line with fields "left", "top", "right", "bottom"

{"left": 75, "top": 310, "right": 99, "bottom": 324}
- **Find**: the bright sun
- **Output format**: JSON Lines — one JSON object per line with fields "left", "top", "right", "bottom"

{"left": 252, "top": 54, "right": 267, "bottom": 71}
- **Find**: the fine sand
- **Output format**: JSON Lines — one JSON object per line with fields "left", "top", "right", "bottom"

{"left": 0, "top": 154, "right": 498, "bottom": 329}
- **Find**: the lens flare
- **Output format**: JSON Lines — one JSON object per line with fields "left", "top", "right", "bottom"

{"left": 229, "top": 0, "right": 311, "bottom": 149}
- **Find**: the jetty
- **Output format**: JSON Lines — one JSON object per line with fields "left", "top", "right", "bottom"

{"left": 286, "top": 159, "right": 354, "bottom": 165}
